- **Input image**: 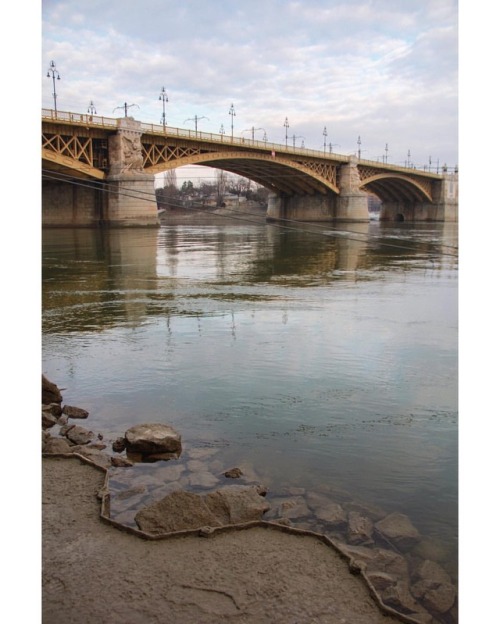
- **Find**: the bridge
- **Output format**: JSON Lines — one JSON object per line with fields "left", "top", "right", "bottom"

{"left": 42, "top": 109, "right": 458, "bottom": 227}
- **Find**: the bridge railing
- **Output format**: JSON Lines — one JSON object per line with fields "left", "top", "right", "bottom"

{"left": 139, "top": 120, "right": 354, "bottom": 162}
{"left": 42, "top": 108, "right": 119, "bottom": 129}
{"left": 42, "top": 109, "right": 447, "bottom": 176}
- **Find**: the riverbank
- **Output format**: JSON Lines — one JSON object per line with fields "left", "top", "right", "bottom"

{"left": 43, "top": 455, "right": 410, "bottom": 624}
{"left": 41, "top": 373, "right": 458, "bottom": 623}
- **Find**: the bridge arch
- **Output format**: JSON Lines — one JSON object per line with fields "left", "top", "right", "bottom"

{"left": 359, "top": 173, "right": 433, "bottom": 204}
{"left": 144, "top": 151, "right": 340, "bottom": 197}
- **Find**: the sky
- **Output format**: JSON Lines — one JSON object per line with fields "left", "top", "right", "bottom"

{"left": 41, "top": 0, "right": 459, "bottom": 174}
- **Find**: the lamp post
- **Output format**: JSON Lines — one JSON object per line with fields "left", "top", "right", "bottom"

{"left": 113, "top": 102, "right": 139, "bottom": 118}
{"left": 323, "top": 127, "right": 328, "bottom": 154}
{"left": 87, "top": 101, "right": 97, "bottom": 115}
{"left": 184, "top": 115, "right": 209, "bottom": 134}
{"left": 159, "top": 86, "right": 168, "bottom": 129}
{"left": 219, "top": 124, "right": 225, "bottom": 141}
{"left": 292, "top": 135, "right": 304, "bottom": 148}
{"left": 385, "top": 143, "right": 389, "bottom": 164}
{"left": 357, "top": 136, "right": 362, "bottom": 159}
{"left": 229, "top": 103, "right": 236, "bottom": 140}
{"left": 46, "top": 60, "right": 61, "bottom": 114}
{"left": 263, "top": 131, "right": 268, "bottom": 143}
{"left": 242, "top": 127, "right": 264, "bottom": 142}
{"left": 284, "top": 117, "right": 290, "bottom": 147}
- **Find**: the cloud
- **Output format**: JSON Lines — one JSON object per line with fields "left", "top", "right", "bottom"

{"left": 42, "top": 0, "right": 458, "bottom": 167}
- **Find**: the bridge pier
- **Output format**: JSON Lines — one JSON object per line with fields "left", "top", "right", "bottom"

{"left": 103, "top": 118, "right": 159, "bottom": 227}
{"left": 42, "top": 117, "right": 159, "bottom": 228}
{"left": 267, "top": 158, "right": 369, "bottom": 222}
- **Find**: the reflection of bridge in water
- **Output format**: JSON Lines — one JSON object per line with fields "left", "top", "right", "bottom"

{"left": 42, "top": 109, "right": 458, "bottom": 228}
{"left": 42, "top": 222, "right": 457, "bottom": 332}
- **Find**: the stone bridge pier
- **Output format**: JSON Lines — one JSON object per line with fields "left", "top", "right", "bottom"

{"left": 42, "top": 117, "right": 159, "bottom": 228}
{"left": 267, "top": 158, "right": 369, "bottom": 222}
{"left": 105, "top": 118, "right": 159, "bottom": 226}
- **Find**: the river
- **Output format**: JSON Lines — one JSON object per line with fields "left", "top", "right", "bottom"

{"left": 42, "top": 213, "right": 458, "bottom": 585}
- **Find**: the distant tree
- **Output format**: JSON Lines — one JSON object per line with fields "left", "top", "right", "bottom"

{"left": 180, "top": 180, "right": 195, "bottom": 195}
{"left": 216, "top": 170, "right": 228, "bottom": 206}
{"left": 156, "top": 169, "right": 181, "bottom": 210}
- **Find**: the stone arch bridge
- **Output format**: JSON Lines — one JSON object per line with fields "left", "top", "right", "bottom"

{"left": 42, "top": 109, "right": 458, "bottom": 227}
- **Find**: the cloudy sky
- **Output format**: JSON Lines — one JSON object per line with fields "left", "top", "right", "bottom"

{"left": 41, "top": 0, "right": 458, "bottom": 172}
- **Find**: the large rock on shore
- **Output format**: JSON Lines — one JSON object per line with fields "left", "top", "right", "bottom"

{"left": 42, "top": 375, "right": 62, "bottom": 405}
{"left": 124, "top": 423, "right": 182, "bottom": 459}
{"left": 135, "top": 485, "right": 270, "bottom": 534}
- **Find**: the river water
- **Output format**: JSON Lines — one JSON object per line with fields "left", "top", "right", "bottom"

{"left": 42, "top": 214, "right": 458, "bottom": 582}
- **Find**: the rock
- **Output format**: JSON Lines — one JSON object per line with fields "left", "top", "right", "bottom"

{"left": 135, "top": 490, "right": 224, "bottom": 534}
{"left": 307, "top": 493, "right": 347, "bottom": 527}
{"left": 42, "top": 403, "right": 63, "bottom": 417}
{"left": 65, "top": 425, "right": 94, "bottom": 445}
{"left": 42, "top": 375, "right": 62, "bottom": 405}
{"left": 112, "top": 437, "right": 126, "bottom": 453}
{"left": 215, "top": 485, "right": 270, "bottom": 524}
{"left": 43, "top": 437, "right": 73, "bottom": 454}
{"left": 111, "top": 456, "right": 134, "bottom": 467}
{"left": 135, "top": 485, "right": 270, "bottom": 534}
{"left": 62, "top": 405, "right": 89, "bottom": 419}
{"left": 375, "top": 512, "right": 421, "bottom": 550}
{"left": 224, "top": 467, "right": 243, "bottom": 478}
{"left": 413, "top": 559, "right": 452, "bottom": 586}
{"left": 273, "top": 496, "right": 310, "bottom": 520}
{"left": 380, "top": 579, "right": 428, "bottom": 618}
{"left": 153, "top": 463, "right": 185, "bottom": 482}
{"left": 411, "top": 559, "right": 457, "bottom": 614}
{"left": 187, "top": 471, "right": 220, "bottom": 488}
{"left": 412, "top": 580, "right": 456, "bottom": 615}
{"left": 347, "top": 511, "right": 374, "bottom": 545}
{"left": 124, "top": 423, "right": 182, "bottom": 457}
{"left": 42, "top": 410, "right": 59, "bottom": 429}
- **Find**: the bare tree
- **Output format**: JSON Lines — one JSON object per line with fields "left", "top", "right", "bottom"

{"left": 216, "top": 169, "right": 228, "bottom": 206}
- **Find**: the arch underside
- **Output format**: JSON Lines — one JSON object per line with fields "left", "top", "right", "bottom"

{"left": 360, "top": 173, "right": 432, "bottom": 203}
{"left": 146, "top": 152, "right": 339, "bottom": 196}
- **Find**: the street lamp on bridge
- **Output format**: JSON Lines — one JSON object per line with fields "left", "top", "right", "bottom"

{"left": 159, "top": 87, "right": 168, "bottom": 129}
{"left": 46, "top": 61, "right": 61, "bottom": 114}
{"left": 242, "top": 127, "right": 265, "bottom": 142}
{"left": 184, "top": 115, "right": 209, "bottom": 133}
{"left": 229, "top": 103, "right": 236, "bottom": 139}
{"left": 284, "top": 117, "right": 290, "bottom": 147}
{"left": 292, "top": 135, "right": 304, "bottom": 148}
{"left": 113, "top": 102, "right": 139, "bottom": 117}
{"left": 87, "top": 101, "right": 97, "bottom": 115}
{"left": 323, "top": 127, "right": 328, "bottom": 154}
